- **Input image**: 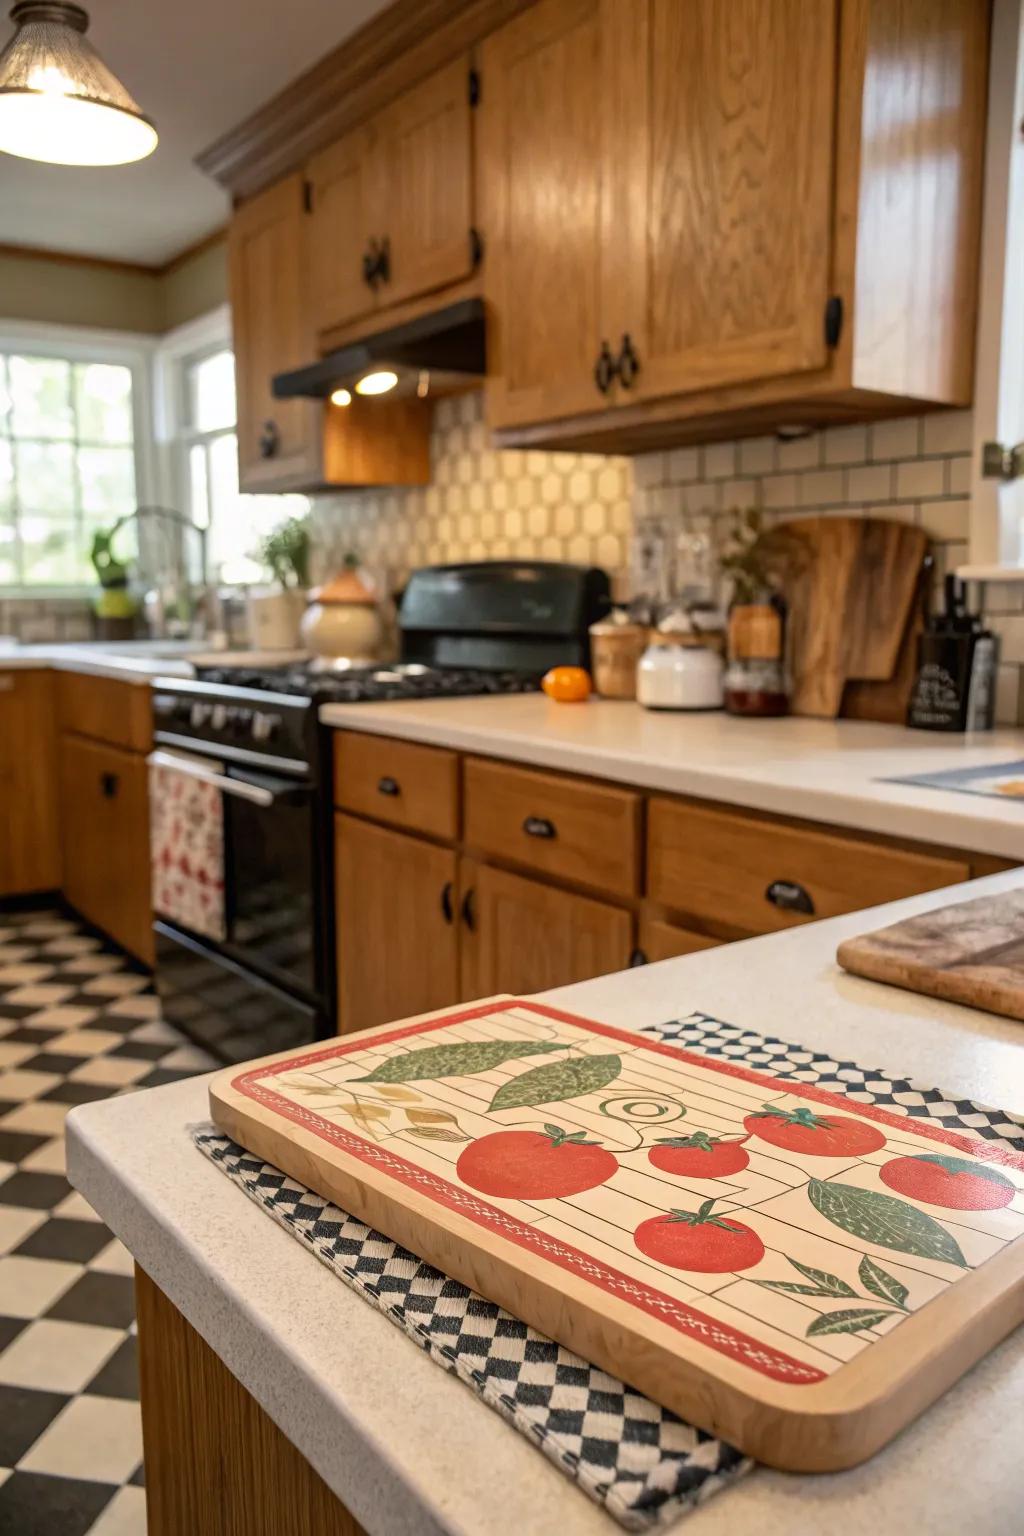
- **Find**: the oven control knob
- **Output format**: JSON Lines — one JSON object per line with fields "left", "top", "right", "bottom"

{"left": 211, "top": 704, "right": 227, "bottom": 731}
{"left": 235, "top": 708, "right": 253, "bottom": 736}
{"left": 252, "top": 711, "right": 282, "bottom": 743}
{"left": 190, "top": 702, "right": 211, "bottom": 728}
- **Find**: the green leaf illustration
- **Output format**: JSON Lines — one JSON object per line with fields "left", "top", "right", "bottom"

{"left": 488, "top": 1053, "right": 622, "bottom": 1113}
{"left": 756, "top": 1281, "right": 849, "bottom": 1298}
{"left": 354, "top": 1039, "right": 564, "bottom": 1084}
{"left": 858, "top": 1255, "right": 909, "bottom": 1309}
{"left": 806, "top": 1307, "right": 895, "bottom": 1338}
{"left": 788, "top": 1259, "right": 858, "bottom": 1297}
{"left": 808, "top": 1179, "right": 967, "bottom": 1268}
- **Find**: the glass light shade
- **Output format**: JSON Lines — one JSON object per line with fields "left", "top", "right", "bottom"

{"left": 354, "top": 370, "right": 398, "bottom": 397}
{"left": 330, "top": 387, "right": 352, "bottom": 408}
{"left": 0, "top": 1, "right": 157, "bottom": 166}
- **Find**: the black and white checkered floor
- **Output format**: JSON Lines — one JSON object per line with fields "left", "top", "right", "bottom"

{"left": 0, "top": 907, "right": 217, "bottom": 1536}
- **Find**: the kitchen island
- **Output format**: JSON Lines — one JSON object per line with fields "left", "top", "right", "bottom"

{"left": 66, "top": 868, "right": 1024, "bottom": 1536}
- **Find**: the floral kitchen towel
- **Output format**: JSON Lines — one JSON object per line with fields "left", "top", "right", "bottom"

{"left": 193, "top": 1011, "right": 1024, "bottom": 1530}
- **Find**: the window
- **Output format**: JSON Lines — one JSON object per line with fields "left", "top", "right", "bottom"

{"left": 0, "top": 351, "right": 139, "bottom": 587}
{"left": 159, "top": 313, "right": 307, "bottom": 586}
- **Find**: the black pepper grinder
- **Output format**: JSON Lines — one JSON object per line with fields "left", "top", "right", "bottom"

{"left": 907, "top": 575, "right": 998, "bottom": 731}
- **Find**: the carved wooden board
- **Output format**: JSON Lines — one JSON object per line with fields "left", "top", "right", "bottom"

{"left": 209, "top": 998, "right": 1024, "bottom": 1471}
{"left": 838, "top": 890, "right": 1024, "bottom": 1021}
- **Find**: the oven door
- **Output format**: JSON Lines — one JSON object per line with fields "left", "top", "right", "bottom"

{"left": 148, "top": 748, "right": 318, "bottom": 1000}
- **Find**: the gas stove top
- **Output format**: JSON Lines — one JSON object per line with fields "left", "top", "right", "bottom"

{"left": 192, "top": 660, "right": 543, "bottom": 704}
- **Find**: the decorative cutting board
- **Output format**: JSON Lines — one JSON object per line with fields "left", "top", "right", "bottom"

{"left": 838, "top": 890, "right": 1024, "bottom": 1022}
{"left": 209, "top": 997, "right": 1024, "bottom": 1471}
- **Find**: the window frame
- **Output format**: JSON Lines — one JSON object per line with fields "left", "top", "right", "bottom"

{"left": 0, "top": 319, "right": 157, "bottom": 597}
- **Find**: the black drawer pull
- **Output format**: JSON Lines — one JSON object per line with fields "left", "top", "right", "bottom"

{"left": 377, "top": 776, "right": 400, "bottom": 797}
{"left": 100, "top": 772, "right": 118, "bottom": 799}
{"left": 765, "top": 879, "right": 815, "bottom": 915}
{"left": 523, "top": 815, "right": 556, "bottom": 840}
{"left": 461, "top": 888, "right": 476, "bottom": 932}
{"left": 440, "top": 881, "right": 454, "bottom": 925}
{"left": 629, "top": 947, "right": 648, "bottom": 968}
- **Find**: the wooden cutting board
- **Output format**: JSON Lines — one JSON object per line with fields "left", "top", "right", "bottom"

{"left": 837, "top": 891, "right": 1024, "bottom": 1021}
{"left": 209, "top": 996, "right": 1024, "bottom": 1472}
{"left": 779, "top": 518, "right": 930, "bottom": 717}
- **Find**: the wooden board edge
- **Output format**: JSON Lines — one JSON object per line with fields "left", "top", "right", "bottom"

{"left": 835, "top": 942, "right": 1024, "bottom": 1025}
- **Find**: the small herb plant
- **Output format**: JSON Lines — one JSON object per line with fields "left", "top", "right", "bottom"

{"left": 258, "top": 515, "right": 311, "bottom": 589}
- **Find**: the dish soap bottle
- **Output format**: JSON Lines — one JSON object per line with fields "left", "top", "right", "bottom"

{"left": 907, "top": 576, "right": 997, "bottom": 731}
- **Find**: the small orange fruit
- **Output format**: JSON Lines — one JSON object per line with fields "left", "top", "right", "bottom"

{"left": 541, "top": 666, "right": 591, "bottom": 703}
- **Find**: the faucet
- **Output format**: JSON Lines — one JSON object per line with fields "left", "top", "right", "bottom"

{"left": 106, "top": 505, "right": 211, "bottom": 639}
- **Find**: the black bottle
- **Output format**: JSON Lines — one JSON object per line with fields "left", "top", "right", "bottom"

{"left": 907, "top": 576, "right": 997, "bottom": 732}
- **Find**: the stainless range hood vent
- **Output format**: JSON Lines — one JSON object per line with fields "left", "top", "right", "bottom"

{"left": 271, "top": 297, "right": 486, "bottom": 401}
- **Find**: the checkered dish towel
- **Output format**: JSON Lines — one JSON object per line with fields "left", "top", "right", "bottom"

{"left": 193, "top": 1012, "right": 1024, "bottom": 1531}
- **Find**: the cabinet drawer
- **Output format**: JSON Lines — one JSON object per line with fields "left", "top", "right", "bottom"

{"left": 638, "top": 915, "right": 722, "bottom": 964}
{"left": 464, "top": 758, "right": 640, "bottom": 897}
{"left": 334, "top": 731, "right": 458, "bottom": 840}
{"left": 60, "top": 733, "right": 153, "bottom": 963}
{"left": 57, "top": 671, "right": 152, "bottom": 753}
{"left": 648, "top": 798, "right": 970, "bottom": 934}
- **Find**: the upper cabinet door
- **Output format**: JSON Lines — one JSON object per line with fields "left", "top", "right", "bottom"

{"left": 380, "top": 56, "right": 475, "bottom": 309}
{"left": 229, "top": 175, "right": 318, "bottom": 490}
{"left": 618, "top": 0, "right": 838, "bottom": 403}
{"left": 480, "top": 0, "right": 618, "bottom": 430}
{"left": 307, "top": 123, "right": 384, "bottom": 337}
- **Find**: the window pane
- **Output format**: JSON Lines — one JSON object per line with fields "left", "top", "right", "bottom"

{"left": 188, "top": 351, "right": 236, "bottom": 433}
{"left": 0, "top": 518, "right": 17, "bottom": 584}
{"left": 74, "top": 363, "right": 133, "bottom": 444}
{"left": 16, "top": 441, "right": 75, "bottom": 512}
{"left": 189, "top": 443, "right": 210, "bottom": 530}
{"left": 0, "top": 358, "right": 11, "bottom": 425}
{"left": 9, "top": 356, "right": 73, "bottom": 439}
{"left": 0, "top": 440, "right": 12, "bottom": 515}
{"left": 78, "top": 446, "right": 136, "bottom": 515}
{"left": 20, "top": 516, "right": 87, "bottom": 585}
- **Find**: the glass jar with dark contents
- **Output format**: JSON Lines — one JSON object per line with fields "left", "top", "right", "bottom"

{"left": 724, "top": 594, "right": 789, "bottom": 716}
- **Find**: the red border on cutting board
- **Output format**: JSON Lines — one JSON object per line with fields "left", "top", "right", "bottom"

{"left": 229, "top": 999, "right": 1024, "bottom": 1386}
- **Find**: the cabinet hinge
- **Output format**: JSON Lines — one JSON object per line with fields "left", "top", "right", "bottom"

{"left": 468, "top": 67, "right": 480, "bottom": 107}
{"left": 469, "top": 226, "right": 484, "bottom": 269}
{"left": 824, "top": 294, "right": 843, "bottom": 349}
{"left": 982, "top": 441, "right": 1024, "bottom": 481}
{"left": 302, "top": 179, "right": 314, "bottom": 214}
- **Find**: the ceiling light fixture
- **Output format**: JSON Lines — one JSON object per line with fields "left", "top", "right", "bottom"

{"left": 0, "top": 1, "right": 157, "bottom": 166}
{"left": 354, "top": 369, "right": 398, "bottom": 397}
{"left": 329, "top": 387, "right": 352, "bottom": 408}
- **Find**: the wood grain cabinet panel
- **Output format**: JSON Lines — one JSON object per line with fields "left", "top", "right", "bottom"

{"left": 60, "top": 734, "right": 153, "bottom": 964}
{"left": 648, "top": 797, "right": 971, "bottom": 935}
{"left": 0, "top": 670, "right": 60, "bottom": 897}
{"left": 57, "top": 671, "right": 152, "bottom": 754}
{"left": 459, "top": 857, "right": 632, "bottom": 999}
{"left": 618, "top": 0, "right": 837, "bottom": 402}
{"left": 307, "top": 124, "right": 383, "bottom": 336}
{"left": 335, "top": 815, "right": 459, "bottom": 1033}
{"left": 334, "top": 731, "right": 459, "bottom": 840}
{"left": 228, "top": 174, "right": 320, "bottom": 491}
{"left": 463, "top": 756, "right": 640, "bottom": 896}
{"left": 637, "top": 915, "right": 721, "bottom": 965}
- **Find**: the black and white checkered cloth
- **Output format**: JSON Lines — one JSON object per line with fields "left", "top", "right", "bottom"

{"left": 194, "top": 1008, "right": 1024, "bottom": 1530}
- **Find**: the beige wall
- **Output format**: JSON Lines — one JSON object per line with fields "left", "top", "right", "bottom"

{"left": 0, "top": 235, "right": 227, "bottom": 336}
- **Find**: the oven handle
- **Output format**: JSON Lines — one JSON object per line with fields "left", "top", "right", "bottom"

{"left": 147, "top": 749, "right": 275, "bottom": 808}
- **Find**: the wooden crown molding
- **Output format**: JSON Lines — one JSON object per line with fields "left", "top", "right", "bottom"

{"left": 0, "top": 228, "right": 226, "bottom": 281}
{"left": 195, "top": 0, "right": 534, "bottom": 203}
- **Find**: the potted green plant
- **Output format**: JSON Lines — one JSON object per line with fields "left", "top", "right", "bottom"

{"left": 717, "top": 509, "right": 802, "bottom": 717}
{"left": 247, "top": 514, "right": 312, "bottom": 650}
{"left": 89, "top": 520, "right": 139, "bottom": 641}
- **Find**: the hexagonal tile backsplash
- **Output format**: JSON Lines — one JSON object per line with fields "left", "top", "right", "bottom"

{"left": 310, "top": 390, "right": 633, "bottom": 593}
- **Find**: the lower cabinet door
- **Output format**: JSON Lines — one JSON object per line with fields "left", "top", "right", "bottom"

{"left": 59, "top": 733, "right": 153, "bottom": 964}
{"left": 459, "top": 858, "right": 632, "bottom": 1000}
{"left": 0, "top": 669, "right": 60, "bottom": 897}
{"left": 335, "top": 814, "right": 459, "bottom": 1033}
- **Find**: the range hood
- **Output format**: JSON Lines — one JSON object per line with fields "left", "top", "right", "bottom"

{"left": 272, "top": 297, "right": 485, "bottom": 402}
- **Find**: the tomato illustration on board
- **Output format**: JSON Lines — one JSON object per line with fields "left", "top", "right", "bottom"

{"left": 648, "top": 1132, "right": 750, "bottom": 1180}
{"left": 456, "top": 1124, "right": 617, "bottom": 1199}
{"left": 879, "top": 1153, "right": 1016, "bottom": 1211}
{"left": 634, "top": 1199, "right": 765, "bottom": 1273}
{"left": 743, "top": 1104, "right": 886, "bottom": 1157}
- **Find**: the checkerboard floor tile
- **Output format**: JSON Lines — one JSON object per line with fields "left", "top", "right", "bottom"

{"left": 0, "top": 906, "right": 218, "bottom": 1535}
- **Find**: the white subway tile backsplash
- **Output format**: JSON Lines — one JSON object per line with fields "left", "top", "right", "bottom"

{"left": 946, "top": 455, "right": 972, "bottom": 496}
{"left": 720, "top": 479, "right": 758, "bottom": 509}
{"left": 776, "top": 433, "right": 821, "bottom": 470}
{"left": 917, "top": 499, "right": 970, "bottom": 543}
{"left": 921, "top": 409, "right": 973, "bottom": 456}
{"left": 667, "top": 446, "right": 701, "bottom": 482}
{"left": 823, "top": 424, "right": 868, "bottom": 465}
{"left": 738, "top": 436, "right": 776, "bottom": 475}
{"left": 799, "top": 468, "right": 846, "bottom": 507}
{"left": 761, "top": 473, "right": 799, "bottom": 509}
{"left": 702, "top": 441, "right": 737, "bottom": 479}
{"left": 845, "top": 463, "right": 893, "bottom": 503}
{"left": 634, "top": 451, "right": 667, "bottom": 489}
{"left": 871, "top": 417, "right": 921, "bottom": 461}
{"left": 894, "top": 458, "right": 945, "bottom": 500}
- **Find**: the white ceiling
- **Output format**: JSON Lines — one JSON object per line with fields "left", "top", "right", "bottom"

{"left": 0, "top": 0, "right": 392, "bottom": 266}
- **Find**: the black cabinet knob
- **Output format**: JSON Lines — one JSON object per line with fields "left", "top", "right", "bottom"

{"left": 522, "top": 815, "right": 556, "bottom": 840}
{"left": 440, "top": 881, "right": 454, "bottom": 925}
{"left": 461, "top": 888, "right": 476, "bottom": 932}
{"left": 258, "top": 419, "right": 279, "bottom": 459}
{"left": 629, "top": 946, "right": 648, "bottom": 967}
{"left": 100, "top": 772, "right": 118, "bottom": 799}
{"left": 765, "top": 880, "right": 815, "bottom": 915}
{"left": 362, "top": 236, "right": 391, "bottom": 288}
{"left": 617, "top": 332, "right": 640, "bottom": 388}
{"left": 594, "top": 340, "right": 616, "bottom": 394}
{"left": 377, "top": 776, "right": 400, "bottom": 797}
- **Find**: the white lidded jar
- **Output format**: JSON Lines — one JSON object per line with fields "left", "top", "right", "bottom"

{"left": 636, "top": 612, "right": 725, "bottom": 711}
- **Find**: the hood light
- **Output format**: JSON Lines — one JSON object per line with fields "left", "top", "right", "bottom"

{"left": 329, "top": 386, "right": 352, "bottom": 408}
{"left": 354, "top": 369, "right": 398, "bottom": 397}
{"left": 0, "top": 1, "right": 157, "bottom": 167}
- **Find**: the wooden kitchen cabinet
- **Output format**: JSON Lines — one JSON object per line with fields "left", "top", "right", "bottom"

{"left": 458, "top": 857, "right": 632, "bottom": 1001}
{"left": 0, "top": 670, "right": 61, "bottom": 898}
{"left": 481, "top": 0, "right": 988, "bottom": 447}
{"left": 335, "top": 814, "right": 459, "bottom": 1033}
{"left": 636, "top": 915, "right": 721, "bottom": 965}
{"left": 60, "top": 733, "right": 154, "bottom": 964}
{"left": 307, "top": 125, "right": 383, "bottom": 336}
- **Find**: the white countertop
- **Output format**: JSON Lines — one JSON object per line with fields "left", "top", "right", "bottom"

{"left": 320, "top": 694, "right": 1024, "bottom": 859}
{"left": 0, "top": 641, "right": 197, "bottom": 682}
{"left": 66, "top": 870, "right": 1024, "bottom": 1536}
